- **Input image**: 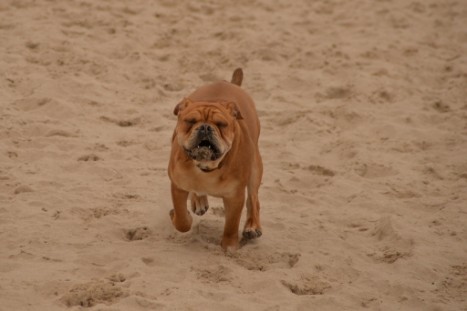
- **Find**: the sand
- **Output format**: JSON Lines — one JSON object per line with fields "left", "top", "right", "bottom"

{"left": 1, "top": 0, "right": 466, "bottom": 310}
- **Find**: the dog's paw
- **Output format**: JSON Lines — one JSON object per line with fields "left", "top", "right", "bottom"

{"left": 190, "top": 194, "right": 209, "bottom": 216}
{"left": 221, "top": 236, "right": 240, "bottom": 252}
{"left": 169, "top": 209, "right": 192, "bottom": 232}
{"left": 242, "top": 228, "right": 262, "bottom": 240}
{"left": 193, "top": 204, "right": 209, "bottom": 216}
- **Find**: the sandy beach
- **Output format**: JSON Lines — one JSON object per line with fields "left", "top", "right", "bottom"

{"left": 1, "top": 0, "right": 466, "bottom": 310}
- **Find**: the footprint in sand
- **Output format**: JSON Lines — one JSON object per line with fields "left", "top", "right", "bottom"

{"left": 355, "top": 163, "right": 397, "bottom": 179}
{"left": 281, "top": 275, "right": 331, "bottom": 296}
{"left": 369, "top": 88, "right": 395, "bottom": 104}
{"left": 125, "top": 226, "right": 151, "bottom": 241}
{"left": 267, "top": 110, "right": 308, "bottom": 127}
{"left": 107, "top": 273, "right": 126, "bottom": 283}
{"left": 100, "top": 116, "right": 141, "bottom": 127}
{"left": 45, "top": 129, "right": 79, "bottom": 138}
{"left": 192, "top": 265, "right": 233, "bottom": 284}
{"left": 72, "top": 205, "right": 127, "bottom": 222}
{"left": 60, "top": 280, "right": 127, "bottom": 308}
{"left": 315, "top": 85, "right": 353, "bottom": 103}
{"left": 77, "top": 154, "right": 101, "bottom": 161}
{"left": 141, "top": 257, "right": 156, "bottom": 266}
{"left": 432, "top": 101, "right": 451, "bottom": 113}
{"left": 112, "top": 192, "right": 141, "bottom": 201}
{"left": 7, "top": 151, "right": 18, "bottom": 158}
{"left": 307, "top": 165, "right": 335, "bottom": 177}
{"left": 232, "top": 251, "right": 301, "bottom": 272}
{"left": 323, "top": 85, "right": 353, "bottom": 100}
{"left": 368, "top": 217, "right": 414, "bottom": 264}
{"left": 14, "top": 185, "right": 34, "bottom": 195}
{"left": 117, "top": 140, "right": 137, "bottom": 147}
{"left": 90, "top": 207, "right": 119, "bottom": 219}
{"left": 88, "top": 143, "right": 109, "bottom": 152}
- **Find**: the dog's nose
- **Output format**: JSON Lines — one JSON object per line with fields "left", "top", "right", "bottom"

{"left": 199, "top": 124, "right": 212, "bottom": 135}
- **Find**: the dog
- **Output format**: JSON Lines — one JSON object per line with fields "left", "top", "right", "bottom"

{"left": 168, "top": 68, "right": 263, "bottom": 251}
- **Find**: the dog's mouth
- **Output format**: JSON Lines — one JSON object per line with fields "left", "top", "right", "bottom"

{"left": 186, "top": 139, "right": 221, "bottom": 161}
{"left": 198, "top": 139, "right": 215, "bottom": 149}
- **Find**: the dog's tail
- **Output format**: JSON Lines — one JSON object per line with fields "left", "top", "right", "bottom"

{"left": 231, "top": 68, "right": 243, "bottom": 86}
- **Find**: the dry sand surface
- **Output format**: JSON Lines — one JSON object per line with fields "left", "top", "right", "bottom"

{"left": 1, "top": 0, "right": 466, "bottom": 310}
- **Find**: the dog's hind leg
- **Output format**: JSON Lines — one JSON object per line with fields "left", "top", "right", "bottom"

{"left": 190, "top": 192, "right": 209, "bottom": 216}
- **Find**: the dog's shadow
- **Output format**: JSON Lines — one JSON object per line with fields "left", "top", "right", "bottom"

{"left": 193, "top": 221, "right": 257, "bottom": 252}
{"left": 168, "top": 205, "right": 257, "bottom": 250}
{"left": 193, "top": 217, "right": 224, "bottom": 247}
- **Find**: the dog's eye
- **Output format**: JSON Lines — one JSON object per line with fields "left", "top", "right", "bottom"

{"left": 184, "top": 119, "right": 197, "bottom": 125}
{"left": 216, "top": 122, "right": 227, "bottom": 128}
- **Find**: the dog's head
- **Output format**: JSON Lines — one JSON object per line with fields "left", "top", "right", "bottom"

{"left": 173, "top": 98, "right": 243, "bottom": 171}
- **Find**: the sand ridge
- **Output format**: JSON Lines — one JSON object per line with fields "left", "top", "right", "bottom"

{"left": 1, "top": 0, "right": 466, "bottom": 310}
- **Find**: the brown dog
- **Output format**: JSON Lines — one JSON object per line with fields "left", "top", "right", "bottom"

{"left": 168, "top": 68, "right": 263, "bottom": 251}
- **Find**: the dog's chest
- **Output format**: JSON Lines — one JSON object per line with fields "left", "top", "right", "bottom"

{"left": 176, "top": 168, "right": 238, "bottom": 198}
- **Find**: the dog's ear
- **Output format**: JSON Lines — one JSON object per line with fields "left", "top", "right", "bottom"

{"left": 173, "top": 98, "right": 193, "bottom": 116}
{"left": 223, "top": 101, "right": 243, "bottom": 120}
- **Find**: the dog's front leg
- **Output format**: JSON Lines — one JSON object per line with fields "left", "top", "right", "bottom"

{"left": 221, "top": 190, "right": 245, "bottom": 251}
{"left": 169, "top": 183, "right": 192, "bottom": 232}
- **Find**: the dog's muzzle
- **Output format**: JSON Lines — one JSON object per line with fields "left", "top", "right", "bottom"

{"left": 185, "top": 124, "right": 222, "bottom": 161}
